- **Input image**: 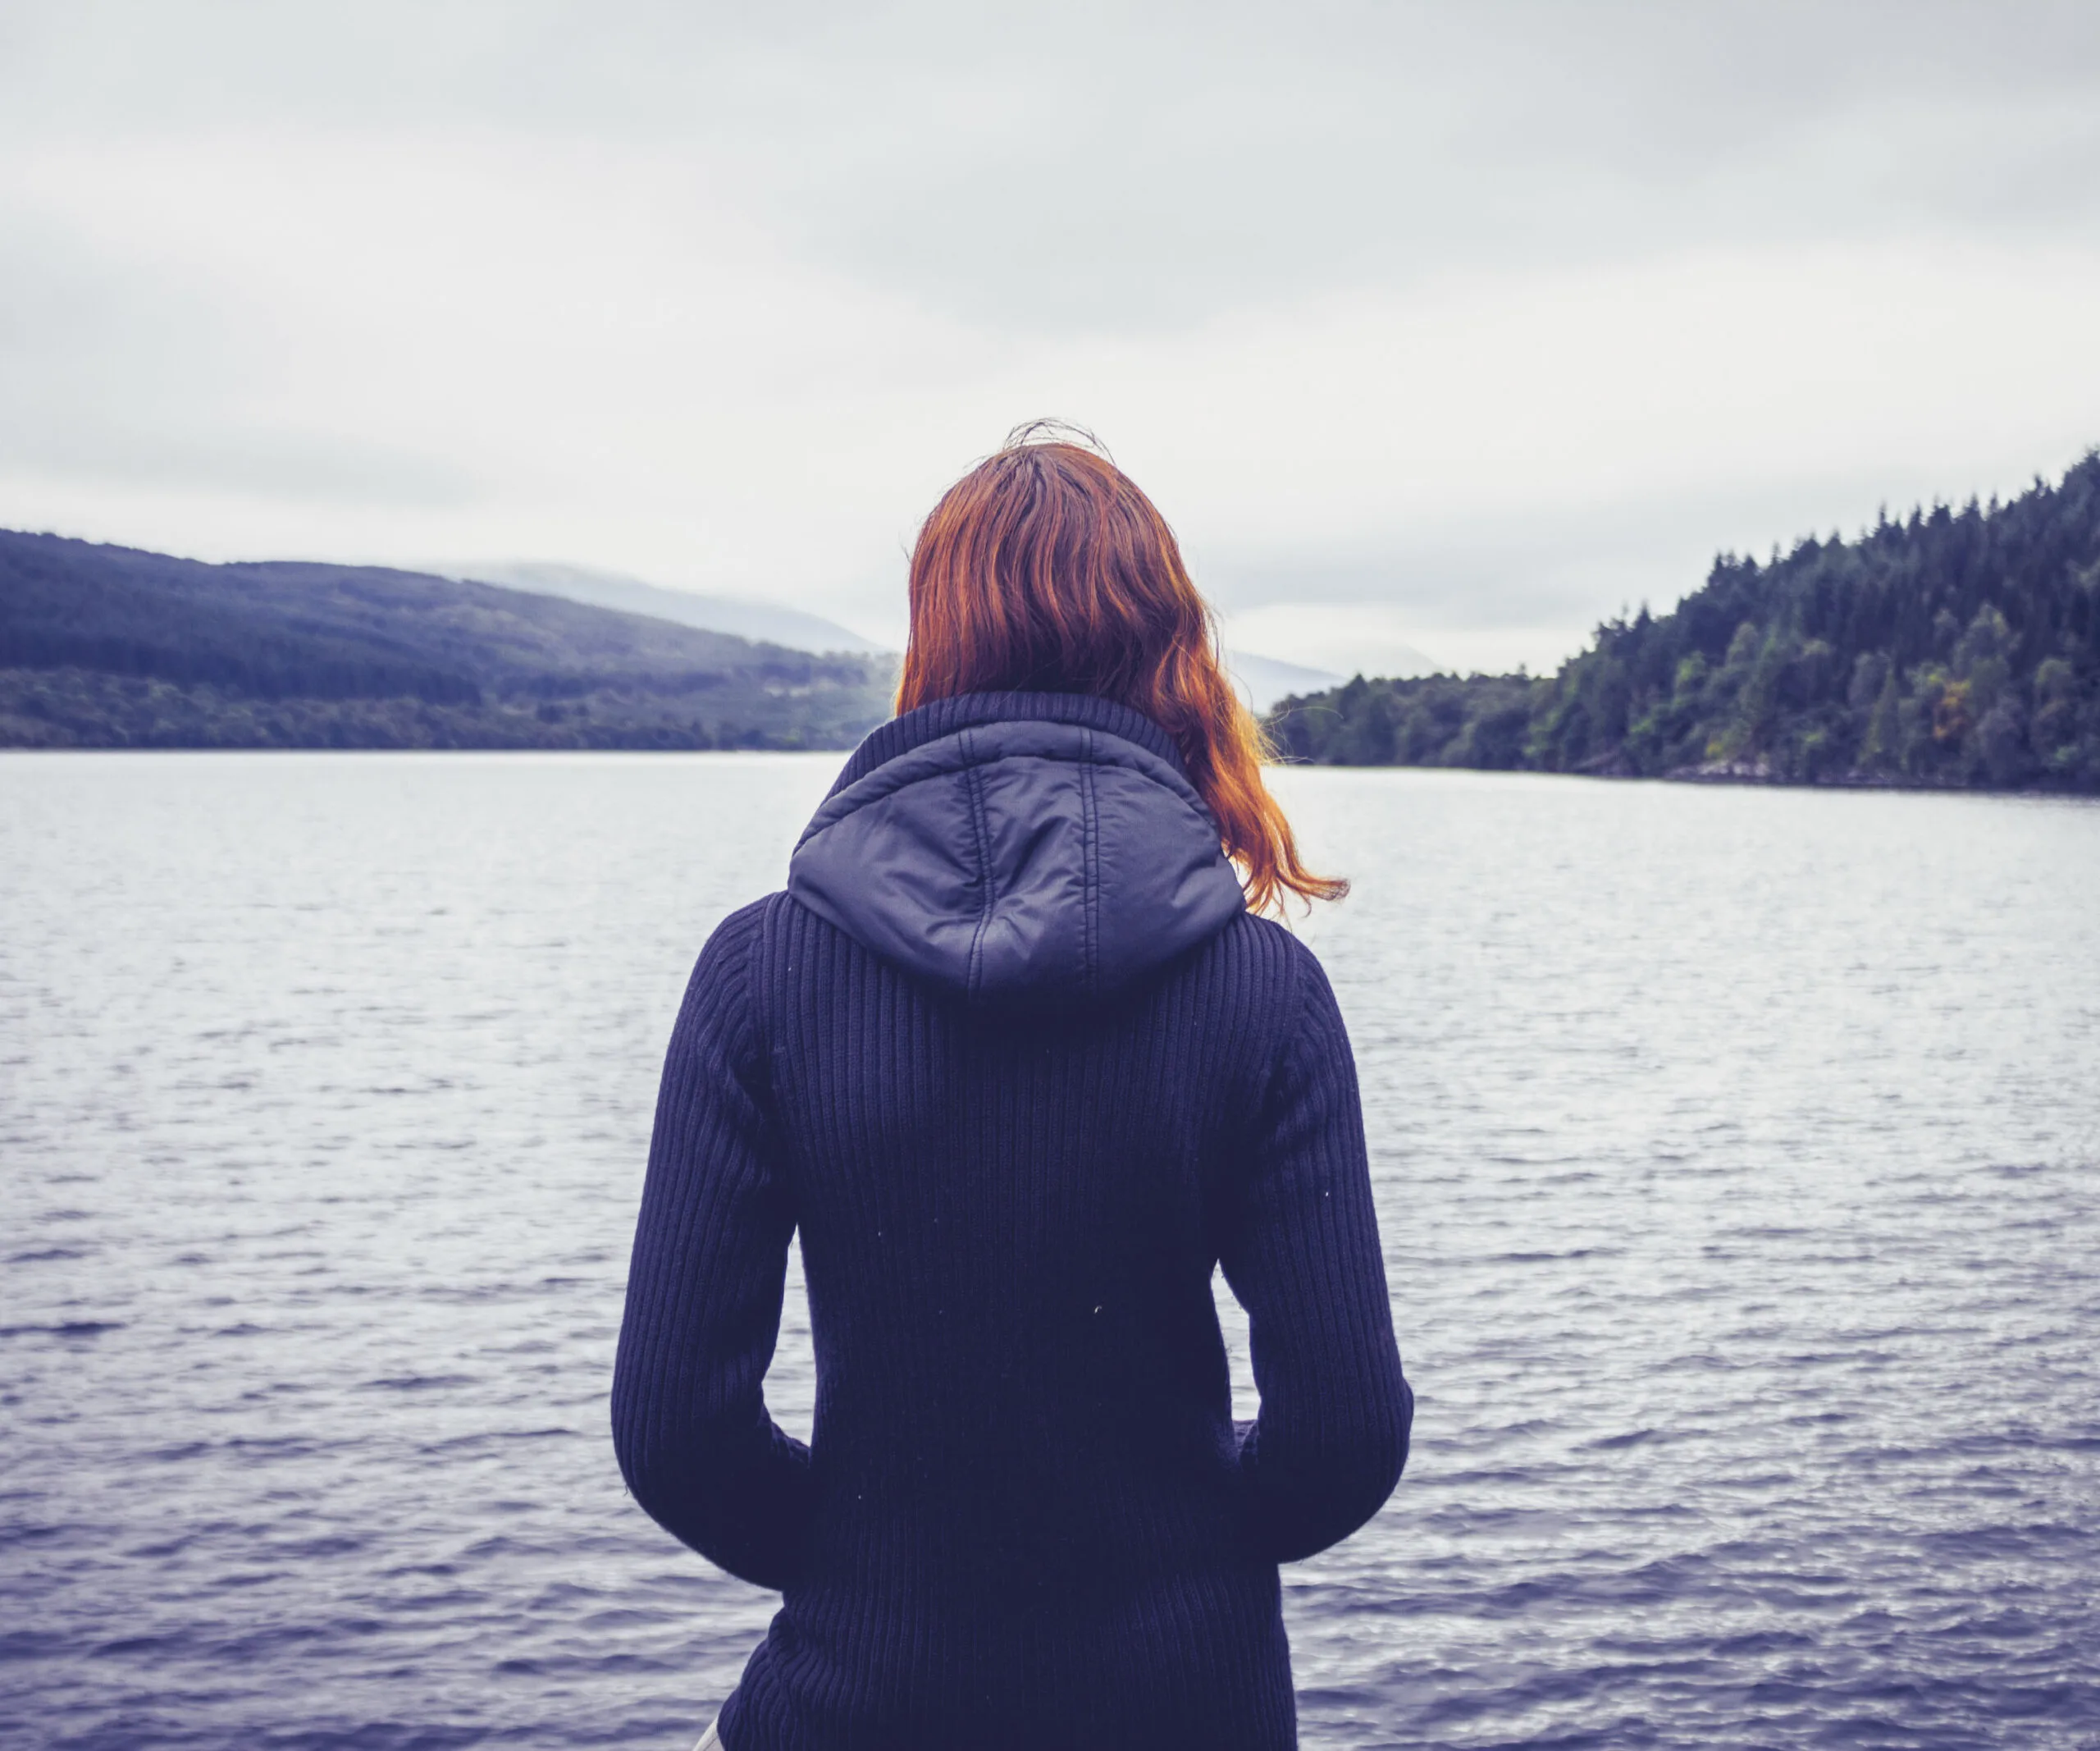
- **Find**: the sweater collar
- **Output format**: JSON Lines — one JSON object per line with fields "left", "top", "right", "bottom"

{"left": 825, "top": 691, "right": 1187, "bottom": 798}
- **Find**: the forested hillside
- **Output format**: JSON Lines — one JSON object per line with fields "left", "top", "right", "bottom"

{"left": 1269, "top": 450, "right": 2100, "bottom": 791}
{"left": 0, "top": 531, "right": 895, "bottom": 750}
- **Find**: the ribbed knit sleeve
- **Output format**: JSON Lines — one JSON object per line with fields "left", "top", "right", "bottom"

{"left": 610, "top": 899, "right": 813, "bottom": 1591}
{"left": 1220, "top": 944, "right": 1413, "bottom": 1564}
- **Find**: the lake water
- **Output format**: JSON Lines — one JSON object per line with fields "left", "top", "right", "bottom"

{"left": 3, "top": 752, "right": 2097, "bottom": 1750}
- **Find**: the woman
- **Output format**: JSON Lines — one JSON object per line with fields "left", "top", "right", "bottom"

{"left": 611, "top": 432, "right": 1413, "bottom": 1750}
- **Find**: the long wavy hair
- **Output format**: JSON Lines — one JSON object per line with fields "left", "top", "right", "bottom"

{"left": 897, "top": 427, "right": 1346, "bottom": 915}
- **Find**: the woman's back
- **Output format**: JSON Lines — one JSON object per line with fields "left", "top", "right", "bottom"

{"left": 614, "top": 692, "right": 1410, "bottom": 1749}
{"left": 612, "top": 433, "right": 1411, "bottom": 1749}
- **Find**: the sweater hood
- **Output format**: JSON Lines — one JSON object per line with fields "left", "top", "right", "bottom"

{"left": 788, "top": 692, "right": 1247, "bottom": 1008}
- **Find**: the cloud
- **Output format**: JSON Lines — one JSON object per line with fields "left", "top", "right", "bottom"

{"left": 0, "top": 190, "right": 478, "bottom": 506}
{"left": 2, "top": 2, "right": 2098, "bottom": 670}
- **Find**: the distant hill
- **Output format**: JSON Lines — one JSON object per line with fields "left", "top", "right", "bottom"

{"left": 0, "top": 531, "right": 896, "bottom": 750}
{"left": 1269, "top": 450, "right": 2100, "bottom": 793}
{"left": 1222, "top": 651, "right": 1345, "bottom": 714}
{"left": 445, "top": 560, "right": 888, "bottom": 656}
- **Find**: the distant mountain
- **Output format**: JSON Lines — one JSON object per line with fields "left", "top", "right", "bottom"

{"left": 1269, "top": 449, "right": 2100, "bottom": 792}
{"left": 449, "top": 560, "right": 888, "bottom": 656}
{"left": 1222, "top": 651, "right": 1346, "bottom": 714}
{"left": 0, "top": 530, "right": 896, "bottom": 750}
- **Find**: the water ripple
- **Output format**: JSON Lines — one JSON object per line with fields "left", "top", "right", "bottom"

{"left": 2, "top": 753, "right": 2097, "bottom": 1748}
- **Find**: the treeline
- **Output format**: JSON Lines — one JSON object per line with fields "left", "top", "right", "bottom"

{"left": 1268, "top": 450, "right": 2100, "bottom": 791}
{"left": 0, "top": 668, "right": 861, "bottom": 751}
{"left": 0, "top": 531, "right": 895, "bottom": 750}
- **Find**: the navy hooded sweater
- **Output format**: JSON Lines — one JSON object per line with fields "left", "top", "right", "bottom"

{"left": 611, "top": 690, "right": 1413, "bottom": 1750}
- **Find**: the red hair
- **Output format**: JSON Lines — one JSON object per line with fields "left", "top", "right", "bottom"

{"left": 897, "top": 430, "right": 1346, "bottom": 915}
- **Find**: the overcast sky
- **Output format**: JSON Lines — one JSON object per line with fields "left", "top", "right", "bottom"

{"left": 5, "top": 1, "right": 2100, "bottom": 672}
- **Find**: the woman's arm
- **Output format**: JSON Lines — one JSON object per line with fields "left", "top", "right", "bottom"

{"left": 610, "top": 900, "right": 812, "bottom": 1591}
{"left": 1220, "top": 944, "right": 1413, "bottom": 1563}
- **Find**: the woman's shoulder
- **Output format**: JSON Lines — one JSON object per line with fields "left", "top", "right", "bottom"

{"left": 1215, "top": 908, "right": 1335, "bottom": 987}
{"left": 696, "top": 892, "right": 786, "bottom": 958}
{"left": 1192, "top": 912, "right": 1348, "bottom": 1054}
{"left": 672, "top": 893, "right": 792, "bottom": 1032}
